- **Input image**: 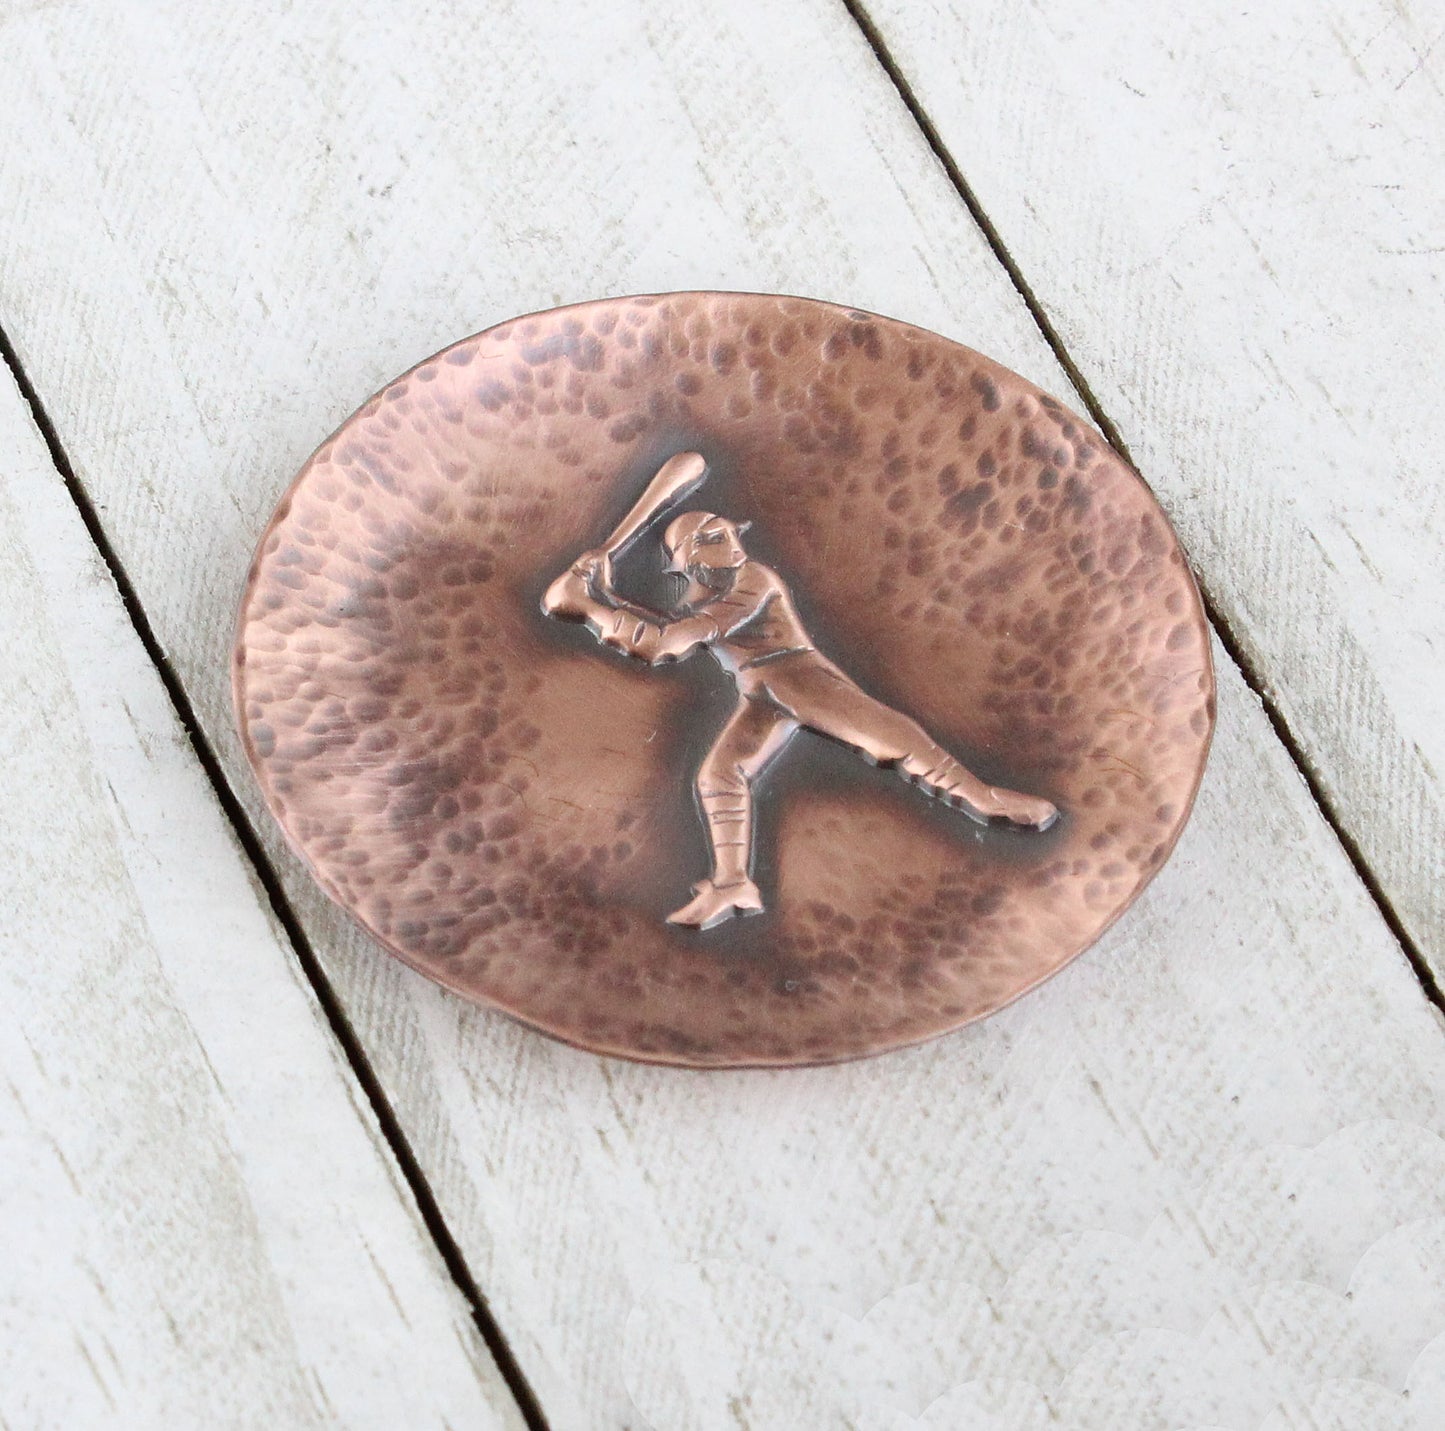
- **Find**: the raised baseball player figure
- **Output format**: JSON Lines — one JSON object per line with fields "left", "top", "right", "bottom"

{"left": 542, "top": 452, "right": 1058, "bottom": 930}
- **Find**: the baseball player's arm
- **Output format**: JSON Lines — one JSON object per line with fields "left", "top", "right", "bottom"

{"left": 557, "top": 549, "right": 717, "bottom": 664}
{"left": 613, "top": 571, "right": 779, "bottom": 663}
{"left": 550, "top": 550, "right": 659, "bottom": 627}
{"left": 599, "top": 568, "right": 777, "bottom": 663}
{"left": 594, "top": 609, "right": 719, "bottom": 664}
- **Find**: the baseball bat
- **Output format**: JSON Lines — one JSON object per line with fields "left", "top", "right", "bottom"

{"left": 542, "top": 451, "right": 708, "bottom": 618}
{"left": 600, "top": 450, "right": 708, "bottom": 557}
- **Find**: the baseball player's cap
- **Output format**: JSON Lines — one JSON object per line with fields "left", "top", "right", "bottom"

{"left": 662, "top": 512, "right": 751, "bottom": 570}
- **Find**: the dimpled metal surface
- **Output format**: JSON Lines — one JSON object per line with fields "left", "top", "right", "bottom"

{"left": 232, "top": 293, "right": 1214, "bottom": 1067}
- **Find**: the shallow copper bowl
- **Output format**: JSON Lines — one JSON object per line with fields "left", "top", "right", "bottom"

{"left": 233, "top": 292, "right": 1214, "bottom": 1067}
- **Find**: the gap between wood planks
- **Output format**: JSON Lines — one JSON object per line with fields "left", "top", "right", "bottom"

{"left": 0, "top": 323, "right": 552, "bottom": 1431}
{"left": 839, "top": 0, "right": 1444, "bottom": 1022}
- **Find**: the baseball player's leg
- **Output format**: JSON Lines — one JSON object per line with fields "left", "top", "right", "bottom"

{"left": 668, "top": 697, "right": 797, "bottom": 929}
{"left": 768, "top": 658, "right": 1057, "bottom": 830}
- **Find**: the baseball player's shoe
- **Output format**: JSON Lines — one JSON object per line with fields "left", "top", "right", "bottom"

{"left": 667, "top": 877, "right": 765, "bottom": 930}
{"left": 901, "top": 755, "right": 1058, "bottom": 830}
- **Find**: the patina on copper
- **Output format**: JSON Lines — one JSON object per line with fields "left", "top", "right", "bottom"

{"left": 232, "top": 292, "right": 1215, "bottom": 1067}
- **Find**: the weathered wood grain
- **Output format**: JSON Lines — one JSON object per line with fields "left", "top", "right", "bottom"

{"left": 0, "top": 369, "right": 522, "bottom": 1429}
{"left": 858, "top": 0, "right": 1445, "bottom": 972}
{"left": 1, "top": 0, "right": 1443, "bottom": 1425}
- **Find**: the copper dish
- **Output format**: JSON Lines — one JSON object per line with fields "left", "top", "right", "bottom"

{"left": 233, "top": 292, "right": 1214, "bottom": 1067}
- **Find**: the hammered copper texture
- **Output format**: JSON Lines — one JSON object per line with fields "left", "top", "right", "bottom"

{"left": 232, "top": 293, "right": 1214, "bottom": 1067}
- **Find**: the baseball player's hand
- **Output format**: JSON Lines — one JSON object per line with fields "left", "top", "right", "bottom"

{"left": 571, "top": 548, "right": 615, "bottom": 601}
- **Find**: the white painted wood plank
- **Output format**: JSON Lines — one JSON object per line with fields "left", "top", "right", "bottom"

{"left": 0, "top": 371, "right": 521, "bottom": 1429}
{"left": 858, "top": 0, "right": 1445, "bottom": 970}
{"left": 1, "top": 1, "right": 1443, "bottom": 1426}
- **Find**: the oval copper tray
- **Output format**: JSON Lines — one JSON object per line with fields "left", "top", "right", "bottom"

{"left": 233, "top": 292, "right": 1214, "bottom": 1067}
